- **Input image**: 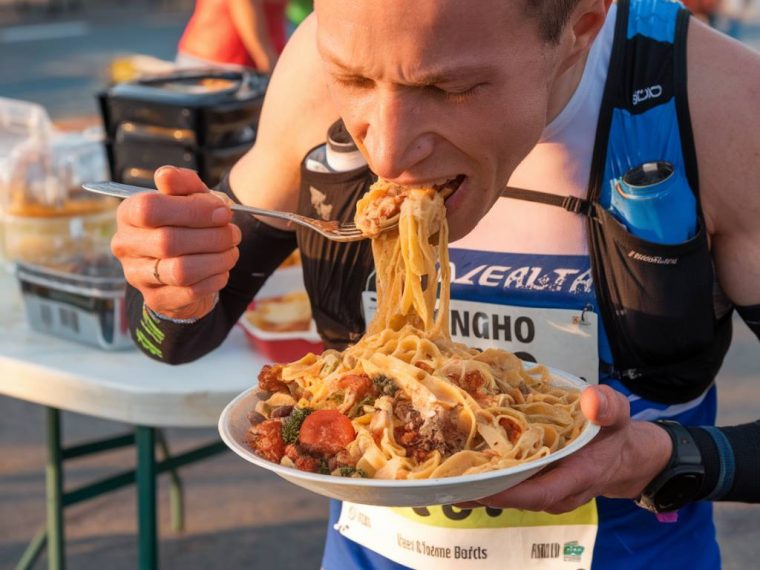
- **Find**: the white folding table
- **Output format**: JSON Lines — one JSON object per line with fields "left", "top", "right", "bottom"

{"left": 0, "top": 271, "right": 267, "bottom": 570}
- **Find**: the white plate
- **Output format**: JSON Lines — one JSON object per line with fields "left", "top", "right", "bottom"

{"left": 218, "top": 367, "right": 600, "bottom": 507}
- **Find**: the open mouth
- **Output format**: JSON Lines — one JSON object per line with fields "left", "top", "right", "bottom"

{"left": 432, "top": 175, "right": 466, "bottom": 199}
{"left": 355, "top": 175, "right": 467, "bottom": 237}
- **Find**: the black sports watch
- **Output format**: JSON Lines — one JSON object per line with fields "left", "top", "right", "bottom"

{"left": 636, "top": 420, "right": 705, "bottom": 513}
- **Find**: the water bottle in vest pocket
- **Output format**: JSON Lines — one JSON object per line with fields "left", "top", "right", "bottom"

{"left": 609, "top": 161, "right": 697, "bottom": 244}
{"left": 298, "top": 119, "right": 375, "bottom": 348}
{"left": 590, "top": 159, "right": 721, "bottom": 404}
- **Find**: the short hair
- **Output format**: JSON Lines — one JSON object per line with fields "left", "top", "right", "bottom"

{"left": 524, "top": 0, "right": 583, "bottom": 44}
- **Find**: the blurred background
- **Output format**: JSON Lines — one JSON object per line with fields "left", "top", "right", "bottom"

{"left": 1, "top": 0, "right": 195, "bottom": 119}
{"left": 0, "top": 0, "right": 758, "bottom": 568}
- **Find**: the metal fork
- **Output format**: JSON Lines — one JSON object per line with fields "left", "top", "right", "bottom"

{"left": 82, "top": 181, "right": 371, "bottom": 242}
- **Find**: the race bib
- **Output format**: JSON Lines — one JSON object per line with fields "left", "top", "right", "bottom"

{"left": 362, "top": 293, "right": 599, "bottom": 383}
{"left": 336, "top": 502, "right": 598, "bottom": 570}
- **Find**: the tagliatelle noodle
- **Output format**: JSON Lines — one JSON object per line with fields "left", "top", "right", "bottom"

{"left": 262, "top": 179, "right": 586, "bottom": 479}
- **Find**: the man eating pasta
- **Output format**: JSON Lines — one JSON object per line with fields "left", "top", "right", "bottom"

{"left": 111, "top": 0, "right": 760, "bottom": 568}
{"left": 245, "top": 182, "right": 589, "bottom": 483}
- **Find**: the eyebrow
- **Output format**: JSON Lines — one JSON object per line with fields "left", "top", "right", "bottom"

{"left": 320, "top": 46, "right": 497, "bottom": 86}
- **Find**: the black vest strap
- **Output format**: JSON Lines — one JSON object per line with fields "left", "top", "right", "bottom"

{"left": 500, "top": 186, "right": 595, "bottom": 217}
{"left": 674, "top": 8, "right": 701, "bottom": 200}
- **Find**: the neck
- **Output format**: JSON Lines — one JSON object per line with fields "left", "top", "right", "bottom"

{"left": 545, "top": 48, "right": 590, "bottom": 125}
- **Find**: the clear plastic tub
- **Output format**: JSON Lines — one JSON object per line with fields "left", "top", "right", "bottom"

{"left": 16, "top": 255, "right": 133, "bottom": 350}
{"left": 1, "top": 127, "right": 116, "bottom": 266}
{"left": 2, "top": 206, "right": 117, "bottom": 266}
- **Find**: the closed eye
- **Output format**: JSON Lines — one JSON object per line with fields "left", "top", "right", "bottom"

{"left": 429, "top": 83, "right": 484, "bottom": 103}
{"left": 333, "top": 75, "right": 375, "bottom": 90}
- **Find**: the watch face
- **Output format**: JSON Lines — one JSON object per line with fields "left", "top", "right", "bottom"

{"left": 656, "top": 473, "right": 703, "bottom": 512}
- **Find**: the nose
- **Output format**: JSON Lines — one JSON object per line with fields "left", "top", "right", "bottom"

{"left": 355, "top": 87, "right": 434, "bottom": 180}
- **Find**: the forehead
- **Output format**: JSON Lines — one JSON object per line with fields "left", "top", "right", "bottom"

{"left": 315, "top": 0, "right": 536, "bottom": 78}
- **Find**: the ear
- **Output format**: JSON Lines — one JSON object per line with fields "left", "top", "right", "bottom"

{"left": 557, "top": 0, "right": 612, "bottom": 73}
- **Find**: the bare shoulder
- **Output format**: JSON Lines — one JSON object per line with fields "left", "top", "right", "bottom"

{"left": 231, "top": 15, "right": 339, "bottom": 212}
{"left": 688, "top": 19, "right": 760, "bottom": 305}
{"left": 687, "top": 18, "right": 760, "bottom": 236}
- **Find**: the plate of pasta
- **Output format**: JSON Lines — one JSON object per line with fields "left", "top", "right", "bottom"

{"left": 220, "top": 365, "right": 597, "bottom": 506}
{"left": 219, "top": 178, "right": 599, "bottom": 507}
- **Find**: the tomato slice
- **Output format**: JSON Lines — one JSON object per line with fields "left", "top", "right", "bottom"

{"left": 337, "top": 374, "right": 373, "bottom": 400}
{"left": 299, "top": 409, "right": 356, "bottom": 455}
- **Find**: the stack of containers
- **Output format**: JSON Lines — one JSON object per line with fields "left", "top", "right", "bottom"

{"left": 99, "top": 69, "right": 268, "bottom": 188}
{"left": 0, "top": 98, "right": 130, "bottom": 350}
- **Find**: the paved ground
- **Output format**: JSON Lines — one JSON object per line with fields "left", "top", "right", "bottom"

{"left": 1, "top": 2, "right": 759, "bottom": 569}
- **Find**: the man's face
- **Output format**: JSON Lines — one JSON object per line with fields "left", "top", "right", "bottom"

{"left": 315, "top": 0, "right": 562, "bottom": 239}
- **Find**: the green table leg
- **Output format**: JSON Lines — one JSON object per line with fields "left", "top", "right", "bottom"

{"left": 16, "top": 416, "right": 225, "bottom": 570}
{"left": 46, "top": 408, "right": 65, "bottom": 570}
{"left": 15, "top": 527, "right": 46, "bottom": 570}
{"left": 135, "top": 426, "right": 157, "bottom": 570}
{"left": 156, "top": 431, "right": 184, "bottom": 532}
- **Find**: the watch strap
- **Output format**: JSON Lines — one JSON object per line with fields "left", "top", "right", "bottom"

{"left": 656, "top": 420, "right": 702, "bottom": 466}
{"left": 636, "top": 420, "right": 704, "bottom": 513}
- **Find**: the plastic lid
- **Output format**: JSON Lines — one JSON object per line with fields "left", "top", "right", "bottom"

{"left": 622, "top": 161, "right": 674, "bottom": 187}
{"left": 327, "top": 119, "right": 358, "bottom": 154}
{"left": 325, "top": 119, "right": 367, "bottom": 172}
{"left": 109, "top": 69, "right": 266, "bottom": 106}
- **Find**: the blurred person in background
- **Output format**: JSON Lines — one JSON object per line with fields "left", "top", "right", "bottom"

{"left": 177, "top": 0, "right": 287, "bottom": 73}
{"left": 682, "top": 0, "right": 721, "bottom": 26}
{"left": 285, "top": 0, "right": 312, "bottom": 36}
{"left": 683, "top": 0, "right": 755, "bottom": 37}
{"left": 717, "top": 0, "right": 755, "bottom": 38}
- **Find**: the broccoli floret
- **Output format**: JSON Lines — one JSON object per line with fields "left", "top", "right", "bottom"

{"left": 281, "top": 407, "right": 312, "bottom": 444}
{"left": 319, "top": 459, "right": 331, "bottom": 475}
{"left": 339, "top": 466, "right": 368, "bottom": 478}
{"left": 350, "top": 395, "right": 374, "bottom": 417}
{"left": 373, "top": 375, "right": 399, "bottom": 396}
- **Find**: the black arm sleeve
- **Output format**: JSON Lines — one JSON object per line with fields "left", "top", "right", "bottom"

{"left": 683, "top": 304, "right": 760, "bottom": 502}
{"left": 688, "top": 421, "right": 760, "bottom": 503}
{"left": 127, "top": 175, "right": 297, "bottom": 364}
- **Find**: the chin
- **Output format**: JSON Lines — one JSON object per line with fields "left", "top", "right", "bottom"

{"left": 443, "top": 177, "right": 498, "bottom": 242}
{"left": 445, "top": 212, "right": 478, "bottom": 243}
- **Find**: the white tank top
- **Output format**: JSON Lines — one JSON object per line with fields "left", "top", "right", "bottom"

{"left": 451, "top": 3, "right": 616, "bottom": 256}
